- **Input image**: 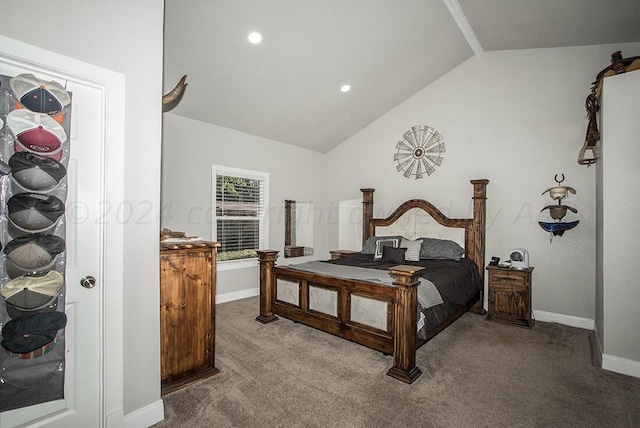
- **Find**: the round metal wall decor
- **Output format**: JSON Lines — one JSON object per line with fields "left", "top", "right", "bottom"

{"left": 394, "top": 125, "right": 445, "bottom": 179}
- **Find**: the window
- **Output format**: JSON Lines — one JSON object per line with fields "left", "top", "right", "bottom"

{"left": 213, "top": 166, "right": 268, "bottom": 267}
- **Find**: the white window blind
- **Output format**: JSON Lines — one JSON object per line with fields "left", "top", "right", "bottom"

{"left": 213, "top": 166, "right": 268, "bottom": 263}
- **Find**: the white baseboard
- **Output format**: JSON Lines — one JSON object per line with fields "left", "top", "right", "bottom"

{"left": 532, "top": 309, "right": 595, "bottom": 330}
{"left": 217, "top": 287, "right": 259, "bottom": 304}
{"left": 593, "top": 322, "right": 604, "bottom": 359}
{"left": 593, "top": 321, "right": 640, "bottom": 379}
{"left": 124, "top": 399, "right": 164, "bottom": 428}
{"left": 602, "top": 354, "right": 640, "bottom": 379}
{"left": 536, "top": 313, "right": 640, "bottom": 378}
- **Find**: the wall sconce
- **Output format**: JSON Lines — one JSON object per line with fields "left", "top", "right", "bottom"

{"left": 539, "top": 174, "right": 579, "bottom": 242}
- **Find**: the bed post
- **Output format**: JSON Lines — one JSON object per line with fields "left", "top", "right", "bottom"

{"left": 256, "top": 250, "right": 279, "bottom": 324}
{"left": 387, "top": 265, "right": 424, "bottom": 384}
{"left": 470, "top": 179, "right": 489, "bottom": 314}
{"left": 361, "top": 188, "right": 375, "bottom": 246}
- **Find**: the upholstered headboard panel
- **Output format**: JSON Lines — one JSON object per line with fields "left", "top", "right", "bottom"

{"left": 375, "top": 207, "right": 466, "bottom": 248}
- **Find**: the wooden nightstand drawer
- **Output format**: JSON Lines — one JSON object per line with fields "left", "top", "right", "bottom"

{"left": 488, "top": 269, "right": 527, "bottom": 283}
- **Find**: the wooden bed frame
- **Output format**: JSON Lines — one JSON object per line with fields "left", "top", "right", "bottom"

{"left": 256, "top": 179, "right": 488, "bottom": 383}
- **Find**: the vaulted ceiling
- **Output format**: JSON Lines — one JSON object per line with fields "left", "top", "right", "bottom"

{"left": 163, "top": 0, "right": 640, "bottom": 153}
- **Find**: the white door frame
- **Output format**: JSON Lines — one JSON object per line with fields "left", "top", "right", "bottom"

{"left": 0, "top": 35, "right": 125, "bottom": 427}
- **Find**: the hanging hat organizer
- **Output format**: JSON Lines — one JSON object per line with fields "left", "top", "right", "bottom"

{"left": 0, "top": 72, "right": 71, "bottom": 412}
{"left": 539, "top": 174, "right": 579, "bottom": 242}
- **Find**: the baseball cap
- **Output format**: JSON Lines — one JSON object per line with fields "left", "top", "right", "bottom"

{"left": 6, "top": 109, "right": 67, "bottom": 161}
{"left": 10, "top": 73, "right": 71, "bottom": 114}
{"left": 7, "top": 193, "right": 65, "bottom": 236}
{"left": 3, "top": 234, "right": 66, "bottom": 278}
{"left": 1, "top": 311, "right": 66, "bottom": 354}
{"left": 9, "top": 152, "right": 67, "bottom": 192}
{"left": 0, "top": 271, "right": 64, "bottom": 319}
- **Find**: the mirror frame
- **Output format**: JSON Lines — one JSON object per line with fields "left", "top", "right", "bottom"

{"left": 284, "top": 199, "right": 313, "bottom": 258}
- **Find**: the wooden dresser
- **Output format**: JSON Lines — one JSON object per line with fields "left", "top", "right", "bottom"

{"left": 160, "top": 241, "right": 220, "bottom": 394}
{"left": 486, "top": 265, "right": 534, "bottom": 328}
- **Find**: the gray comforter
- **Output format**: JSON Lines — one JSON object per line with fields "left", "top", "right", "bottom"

{"left": 315, "top": 253, "right": 482, "bottom": 339}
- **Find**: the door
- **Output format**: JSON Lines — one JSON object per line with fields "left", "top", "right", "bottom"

{"left": 0, "top": 36, "right": 125, "bottom": 427}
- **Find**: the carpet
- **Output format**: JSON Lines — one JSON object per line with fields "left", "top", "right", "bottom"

{"left": 153, "top": 296, "right": 640, "bottom": 428}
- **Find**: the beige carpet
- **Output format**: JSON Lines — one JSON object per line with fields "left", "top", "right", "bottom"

{"left": 153, "top": 297, "right": 640, "bottom": 428}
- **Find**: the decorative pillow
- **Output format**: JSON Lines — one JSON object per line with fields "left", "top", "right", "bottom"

{"left": 362, "top": 236, "right": 404, "bottom": 255}
{"left": 401, "top": 239, "right": 423, "bottom": 262}
{"left": 381, "top": 246, "right": 406, "bottom": 264}
{"left": 374, "top": 238, "right": 400, "bottom": 259}
{"left": 419, "top": 238, "right": 465, "bottom": 260}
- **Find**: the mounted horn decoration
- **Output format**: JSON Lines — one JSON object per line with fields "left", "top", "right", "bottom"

{"left": 539, "top": 174, "right": 579, "bottom": 242}
{"left": 162, "top": 75, "right": 187, "bottom": 111}
{"left": 578, "top": 51, "right": 640, "bottom": 166}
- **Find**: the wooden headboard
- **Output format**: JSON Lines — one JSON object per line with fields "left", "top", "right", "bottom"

{"left": 360, "top": 179, "right": 489, "bottom": 311}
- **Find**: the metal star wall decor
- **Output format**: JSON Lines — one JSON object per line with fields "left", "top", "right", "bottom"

{"left": 394, "top": 125, "right": 445, "bottom": 179}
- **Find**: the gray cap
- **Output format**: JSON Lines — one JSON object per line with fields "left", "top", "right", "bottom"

{"left": 7, "top": 193, "right": 65, "bottom": 236}
{"left": 3, "top": 234, "right": 65, "bottom": 278}
{"left": 9, "top": 152, "right": 66, "bottom": 192}
{"left": 0, "top": 271, "right": 64, "bottom": 319}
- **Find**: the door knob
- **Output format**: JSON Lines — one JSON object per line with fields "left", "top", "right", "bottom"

{"left": 80, "top": 276, "right": 96, "bottom": 289}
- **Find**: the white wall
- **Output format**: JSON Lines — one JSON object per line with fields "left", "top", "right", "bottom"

{"left": 325, "top": 42, "right": 640, "bottom": 322}
{"left": 161, "top": 113, "right": 326, "bottom": 296}
{"left": 598, "top": 70, "right": 640, "bottom": 374}
{"left": 163, "top": 43, "right": 640, "bottom": 328}
{"left": 0, "top": 0, "right": 165, "bottom": 423}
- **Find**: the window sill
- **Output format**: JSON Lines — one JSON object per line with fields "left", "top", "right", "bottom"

{"left": 217, "top": 258, "right": 259, "bottom": 272}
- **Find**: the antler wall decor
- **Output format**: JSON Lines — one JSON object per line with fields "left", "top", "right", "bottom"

{"left": 578, "top": 51, "right": 640, "bottom": 166}
{"left": 162, "top": 75, "right": 187, "bottom": 111}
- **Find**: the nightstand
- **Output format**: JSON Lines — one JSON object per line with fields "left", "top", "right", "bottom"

{"left": 284, "top": 245, "right": 305, "bottom": 258}
{"left": 329, "top": 250, "right": 358, "bottom": 260}
{"left": 486, "top": 265, "right": 534, "bottom": 328}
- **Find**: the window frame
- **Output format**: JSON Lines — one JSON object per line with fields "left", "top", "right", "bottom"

{"left": 212, "top": 165, "right": 269, "bottom": 271}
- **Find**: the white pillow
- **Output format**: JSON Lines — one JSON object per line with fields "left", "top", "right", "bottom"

{"left": 401, "top": 239, "right": 423, "bottom": 262}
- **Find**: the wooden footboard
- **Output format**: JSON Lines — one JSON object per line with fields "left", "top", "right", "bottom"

{"left": 256, "top": 250, "right": 424, "bottom": 383}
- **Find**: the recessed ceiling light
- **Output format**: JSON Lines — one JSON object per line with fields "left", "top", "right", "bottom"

{"left": 248, "top": 32, "right": 262, "bottom": 44}
{"left": 340, "top": 85, "right": 351, "bottom": 93}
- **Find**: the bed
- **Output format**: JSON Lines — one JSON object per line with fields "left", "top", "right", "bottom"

{"left": 256, "top": 179, "right": 488, "bottom": 383}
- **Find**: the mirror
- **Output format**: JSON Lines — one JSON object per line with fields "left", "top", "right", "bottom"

{"left": 284, "top": 200, "right": 314, "bottom": 258}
